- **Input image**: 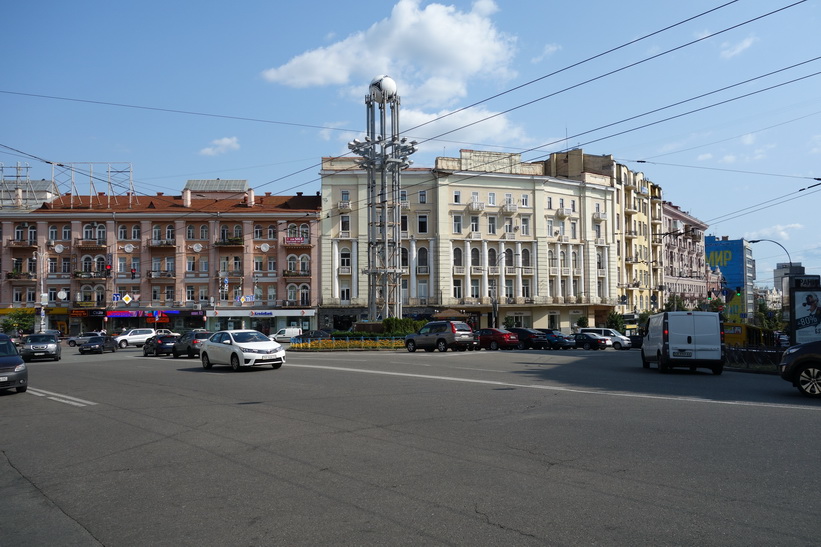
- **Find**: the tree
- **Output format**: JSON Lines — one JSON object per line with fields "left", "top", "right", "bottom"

{"left": 575, "top": 316, "right": 588, "bottom": 329}
{"left": 1, "top": 309, "right": 35, "bottom": 334}
{"left": 663, "top": 294, "right": 688, "bottom": 312}
{"left": 605, "top": 311, "right": 625, "bottom": 333}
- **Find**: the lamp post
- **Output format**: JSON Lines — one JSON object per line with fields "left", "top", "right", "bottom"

{"left": 32, "top": 250, "right": 48, "bottom": 332}
{"left": 748, "top": 238, "right": 792, "bottom": 266}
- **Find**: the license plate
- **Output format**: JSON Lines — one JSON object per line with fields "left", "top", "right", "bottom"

{"left": 0, "top": 376, "right": 7, "bottom": 382}
{"left": 34, "top": 353, "right": 45, "bottom": 356}
{"left": 673, "top": 351, "right": 693, "bottom": 357}
{"left": 260, "top": 355, "right": 273, "bottom": 360}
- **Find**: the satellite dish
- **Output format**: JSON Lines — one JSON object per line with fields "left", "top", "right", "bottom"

{"left": 53, "top": 244, "right": 64, "bottom": 253}
{"left": 124, "top": 243, "right": 134, "bottom": 253}
{"left": 192, "top": 243, "right": 203, "bottom": 253}
{"left": 260, "top": 243, "right": 270, "bottom": 253}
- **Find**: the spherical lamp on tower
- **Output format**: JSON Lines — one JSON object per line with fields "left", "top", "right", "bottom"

{"left": 369, "top": 75, "right": 397, "bottom": 102}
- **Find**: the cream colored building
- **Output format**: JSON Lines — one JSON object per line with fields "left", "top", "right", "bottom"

{"left": 661, "top": 202, "right": 708, "bottom": 308}
{"left": 320, "top": 150, "right": 622, "bottom": 331}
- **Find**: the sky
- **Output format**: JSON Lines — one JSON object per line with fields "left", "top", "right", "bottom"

{"left": 2, "top": 0, "right": 820, "bottom": 287}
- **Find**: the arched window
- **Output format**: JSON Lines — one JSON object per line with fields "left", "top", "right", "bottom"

{"left": 471, "top": 248, "right": 481, "bottom": 266}
{"left": 488, "top": 248, "right": 497, "bottom": 267}
{"left": 96, "top": 224, "right": 105, "bottom": 241}
{"left": 572, "top": 252, "right": 578, "bottom": 269}
{"left": 118, "top": 225, "right": 127, "bottom": 240}
{"left": 287, "top": 284, "right": 297, "bottom": 302}
{"left": 521, "top": 248, "right": 531, "bottom": 267}
{"left": 596, "top": 252, "right": 603, "bottom": 269}
{"left": 220, "top": 225, "right": 229, "bottom": 241}
{"left": 62, "top": 225, "right": 71, "bottom": 240}
{"left": 95, "top": 256, "right": 106, "bottom": 272}
{"left": 94, "top": 286, "right": 105, "bottom": 303}
{"left": 82, "top": 257, "right": 93, "bottom": 272}
{"left": 287, "top": 254, "right": 297, "bottom": 271}
{"left": 300, "top": 224, "right": 310, "bottom": 239}
{"left": 233, "top": 225, "right": 242, "bottom": 238}
{"left": 83, "top": 224, "right": 96, "bottom": 239}
{"left": 80, "top": 285, "right": 93, "bottom": 301}
{"left": 299, "top": 255, "right": 310, "bottom": 273}
{"left": 267, "top": 225, "right": 276, "bottom": 239}
{"left": 254, "top": 225, "right": 262, "bottom": 238}
{"left": 49, "top": 225, "right": 58, "bottom": 240}
{"left": 453, "top": 248, "right": 463, "bottom": 266}
{"left": 340, "top": 248, "right": 351, "bottom": 267}
{"left": 132, "top": 225, "right": 141, "bottom": 240}
{"left": 287, "top": 223, "right": 298, "bottom": 237}
{"left": 187, "top": 225, "right": 195, "bottom": 239}
{"left": 548, "top": 250, "right": 555, "bottom": 267}
{"left": 504, "top": 248, "right": 514, "bottom": 267}
{"left": 560, "top": 251, "right": 567, "bottom": 268}
{"left": 152, "top": 225, "right": 162, "bottom": 240}
{"left": 165, "top": 224, "right": 175, "bottom": 240}
{"left": 417, "top": 247, "right": 428, "bottom": 267}
{"left": 200, "top": 224, "right": 208, "bottom": 240}
{"left": 300, "top": 285, "right": 310, "bottom": 306}
{"left": 401, "top": 248, "right": 409, "bottom": 267}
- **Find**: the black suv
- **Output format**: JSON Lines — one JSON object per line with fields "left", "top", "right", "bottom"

{"left": 405, "top": 321, "right": 474, "bottom": 352}
{"left": 172, "top": 331, "right": 213, "bottom": 358}
{"left": 508, "top": 328, "right": 549, "bottom": 350}
{"left": 779, "top": 340, "right": 821, "bottom": 398}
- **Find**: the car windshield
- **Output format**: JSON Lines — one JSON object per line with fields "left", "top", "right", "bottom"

{"left": 87, "top": 337, "right": 104, "bottom": 343}
{"left": 453, "top": 322, "right": 472, "bottom": 332}
{"left": 0, "top": 340, "right": 18, "bottom": 356}
{"left": 231, "top": 331, "right": 270, "bottom": 343}
{"left": 27, "top": 335, "right": 54, "bottom": 343}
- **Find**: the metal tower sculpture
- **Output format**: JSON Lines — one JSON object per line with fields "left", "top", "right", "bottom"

{"left": 348, "top": 76, "right": 417, "bottom": 321}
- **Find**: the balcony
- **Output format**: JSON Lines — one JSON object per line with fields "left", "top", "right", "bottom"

{"left": 74, "top": 238, "right": 107, "bottom": 250}
{"left": 598, "top": 269, "right": 607, "bottom": 277}
{"left": 147, "top": 270, "right": 176, "bottom": 279}
{"left": 549, "top": 267, "right": 559, "bottom": 276}
{"left": 453, "top": 265, "right": 465, "bottom": 275}
{"left": 338, "top": 266, "right": 352, "bottom": 275}
{"left": 467, "top": 231, "right": 482, "bottom": 239}
{"left": 624, "top": 230, "right": 638, "bottom": 239}
{"left": 558, "top": 235, "right": 570, "bottom": 243}
{"left": 416, "top": 266, "right": 429, "bottom": 275}
{"left": 283, "top": 269, "right": 311, "bottom": 278}
{"left": 468, "top": 201, "right": 485, "bottom": 212}
{"left": 6, "top": 271, "right": 36, "bottom": 280}
{"left": 593, "top": 212, "right": 608, "bottom": 221}
{"left": 73, "top": 270, "right": 106, "bottom": 279}
{"left": 7, "top": 238, "right": 37, "bottom": 248}
{"left": 339, "top": 231, "right": 351, "bottom": 239}
{"left": 214, "top": 237, "right": 244, "bottom": 247}
{"left": 624, "top": 204, "right": 639, "bottom": 215}
{"left": 521, "top": 267, "right": 534, "bottom": 276}
{"left": 555, "top": 208, "right": 572, "bottom": 219}
{"left": 505, "top": 266, "right": 517, "bottom": 276}
{"left": 488, "top": 266, "right": 500, "bottom": 275}
{"left": 561, "top": 267, "right": 571, "bottom": 276}
{"left": 595, "top": 238, "right": 607, "bottom": 246}
{"left": 470, "top": 266, "right": 484, "bottom": 275}
{"left": 501, "top": 202, "right": 518, "bottom": 214}
{"left": 502, "top": 232, "right": 516, "bottom": 240}
{"left": 338, "top": 200, "right": 351, "bottom": 211}
{"left": 400, "top": 201, "right": 410, "bottom": 210}
{"left": 149, "top": 239, "right": 176, "bottom": 247}
{"left": 282, "top": 236, "right": 312, "bottom": 247}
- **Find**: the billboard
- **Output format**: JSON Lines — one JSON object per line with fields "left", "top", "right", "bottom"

{"left": 794, "top": 291, "right": 821, "bottom": 344}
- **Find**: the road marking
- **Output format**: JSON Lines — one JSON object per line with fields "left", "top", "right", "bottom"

{"left": 27, "top": 388, "right": 98, "bottom": 407}
{"left": 286, "top": 364, "right": 821, "bottom": 411}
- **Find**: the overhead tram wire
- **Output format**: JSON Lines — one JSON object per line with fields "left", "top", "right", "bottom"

{"left": 625, "top": 160, "right": 821, "bottom": 182}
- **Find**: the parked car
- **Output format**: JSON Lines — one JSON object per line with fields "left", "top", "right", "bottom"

{"left": 295, "top": 329, "right": 333, "bottom": 341}
{"left": 535, "top": 329, "right": 574, "bottom": 350}
{"left": 571, "top": 332, "right": 608, "bottom": 350}
{"left": 0, "top": 334, "right": 27, "bottom": 393}
{"left": 628, "top": 335, "right": 644, "bottom": 349}
{"left": 579, "top": 328, "right": 633, "bottom": 350}
{"left": 67, "top": 331, "right": 102, "bottom": 347}
{"left": 475, "top": 328, "right": 519, "bottom": 350}
{"left": 20, "top": 333, "right": 62, "bottom": 362}
{"left": 42, "top": 329, "right": 63, "bottom": 339}
{"left": 200, "top": 330, "right": 286, "bottom": 371}
{"left": 508, "top": 327, "right": 549, "bottom": 350}
{"left": 143, "top": 335, "right": 180, "bottom": 357}
{"left": 79, "top": 335, "right": 118, "bottom": 354}
{"left": 779, "top": 339, "right": 821, "bottom": 398}
{"left": 172, "top": 331, "right": 213, "bottom": 358}
{"left": 271, "top": 327, "right": 303, "bottom": 343}
{"left": 404, "top": 321, "right": 475, "bottom": 352}
{"left": 114, "top": 328, "right": 156, "bottom": 348}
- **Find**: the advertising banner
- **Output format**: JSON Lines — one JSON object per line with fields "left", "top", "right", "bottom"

{"left": 795, "top": 291, "right": 821, "bottom": 344}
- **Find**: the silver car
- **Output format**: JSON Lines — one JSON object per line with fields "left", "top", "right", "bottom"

{"left": 405, "top": 321, "right": 475, "bottom": 352}
{"left": 21, "top": 333, "right": 62, "bottom": 362}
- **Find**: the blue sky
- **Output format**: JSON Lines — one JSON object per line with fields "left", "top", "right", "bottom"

{"left": 3, "top": 0, "right": 819, "bottom": 287}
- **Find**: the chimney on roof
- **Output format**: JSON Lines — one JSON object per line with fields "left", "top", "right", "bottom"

{"left": 247, "top": 188, "right": 255, "bottom": 207}
{"left": 157, "top": 192, "right": 164, "bottom": 196}
{"left": 265, "top": 192, "right": 271, "bottom": 196}
{"left": 15, "top": 188, "right": 22, "bottom": 207}
{"left": 316, "top": 191, "right": 320, "bottom": 196}
{"left": 183, "top": 188, "right": 191, "bottom": 208}
{"left": 297, "top": 192, "right": 303, "bottom": 197}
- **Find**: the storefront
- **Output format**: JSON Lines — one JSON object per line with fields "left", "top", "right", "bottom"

{"left": 205, "top": 308, "right": 315, "bottom": 335}
{"left": 105, "top": 309, "right": 208, "bottom": 334}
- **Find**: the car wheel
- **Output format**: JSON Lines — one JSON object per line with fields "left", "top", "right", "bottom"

{"left": 796, "top": 364, "right": 821, "bottom": 397}
{"left": 583, "top": 342, "right": 591, "bottom": 350}
{"left": 68, "top": 341, "right": 76, "bottom": 347}
{"left": 187, "top": 348, "right": 195, "bottom": 359}
{"left": 155, "top": 348, "right": 161, "bottom": 357}
{"left": 490, "top": 341, "right": 499, "bottom": 351}
{"left": 517, "top": 341, "right": 526, "bottom": 350}
{"left": 658, "top": 352, "right": 669, "bottom": 373}
{"left": 458, "top": 346, "right": 467, "bottom": 352}
{"left": 406, "top": 340, "right": 417, "bottom": 353}
{"left": 143, "top": 347, "right": 149, "bottom": 357}
{"left": 231, "top": 354, "right": 241, "bottom": 371}
{"left": 712, "top": 364, "right": 724, "bottom": 376}
{"left": 119, "top": 340, "right": 128, "bottom": 348}
{"left": 201, "top": 353, "right": 212, "bottom": 369}
{"left": 437, "top": 340, "right": 448, "bottom": 352}
{"left": 172, "top": 349, "right": 179, "bottom": 359}
{"left": 271, "top": 362, "right": 283, "bottom": 370}
{"left": 54, "top": 355, "right": 60, "bottom": 361}
{"left": 612, "top": 342, "right": 622, "bottom": 350}
{"left": 641, "top": 350, "right": 650, "bottom": 369}
{"left": 16, "top": 386, "right": 27, "bottom": 393}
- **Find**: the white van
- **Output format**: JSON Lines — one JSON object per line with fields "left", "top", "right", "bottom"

{"left": 271, "top": 327, "right": 302, "bottom": 343}
{"left": 579, "top": 328, "right": 632, "bottom": 350}
{"left": 641, "top": 311, "right": 725, "bottom": 375}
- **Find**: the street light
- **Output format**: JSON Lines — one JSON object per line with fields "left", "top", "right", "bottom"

{"left": 748, "top": 239, "right": 792, "bottom": 266}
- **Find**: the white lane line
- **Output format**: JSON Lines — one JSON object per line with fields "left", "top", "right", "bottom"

{"left": 27, "top": 388, "right": 98, "bottom": 407}
{"left": 286, "top": 364, "right": 821, "bottom": 411}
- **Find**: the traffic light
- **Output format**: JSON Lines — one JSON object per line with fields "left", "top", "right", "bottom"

{"left": 707, "top": 290, "right": 713, "bottom": 301}
{"left": 105, "top": 264, "right": 112, "bottom": 277}
{"left": 736, "top": 286, "right": 742, "bottom": 296}
{"left": 131, "top": 268, "right": 136, "bottom": 279}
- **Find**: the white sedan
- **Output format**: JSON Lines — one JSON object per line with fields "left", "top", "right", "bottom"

{"left": 199, "top": 330, "right": 286, "bottom": 371}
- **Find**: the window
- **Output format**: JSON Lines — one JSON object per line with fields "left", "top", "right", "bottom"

{"left": 199, "top": 286, "right": 208, "bottom": 301}
{"left": 471, "top": 191, "right": 479, "bottom": 203}
{"left": 505, "top": 279, "right": 514, "bottom": 298}
{"left": 521, "top": 216, "right": 530, "bottom": 236}
{"left": 267, "top": 257, "right": 276, "bottom": 272}
{"left": 504, "top": 193, "right": 513, "bottom": 206}
{"left": 547, "top": 196, "right": 553, "bottom": 209}
{"left": 340, "top": 284, "right": 350, "bottom": 302}
{"left": 594, "top": 224, "right": 601, "bottom": 238}
{"left": 118, "top": 257, "right": 126, "bottom": 273}
{"left": 400, "top": 190, "right": 407, "bottom": 202}
{"left": 488, "top": 248, "right": 497, "bottom": 267}
{"left": 200, "top": 258, "right": 208, "bottom": 273}
{"left": 595, "top": 202, "right": 601, "bottom": 213}
{"left": 504, "top": 218, "right": 513, "bottom": 233}
{"left": 504, "top": 249, "right": 514, "bottom": 266}
{"left": 48, "top": 257, "right": 57, "bottom": 273}
{"left": 418, "top": 215, "right": 428, "bottom": 233}
{"left": 548, "top": 219, "right": 554, "bottom": 236}
{"left": 559, "top": 198, "right": 565, "bottom": 209}
{"left": 471, "top": 279, "right": 480, "bottom": 298}
{"left": 488, "top": 216, "right": 496, "bottom": 235}
{"left": 571, "top": 221, "right": 577, "bottom": 239}
{"left": 61, "top": 258, "right": 71, "bottom": 273}
{"left": 187, "top": 225, "right": 195, "bottom": 239}
{"left": 453, "top": 215, "right": 462, "bottom": 233}
{"left": 572, "top": 252, "right": 579, "bottom": 269}
{"left": 559, "top": 221, "right": 565, "bottom": 236}
{"left": 453, "top": 248, "right": 463, "bottom": 266}
{"left": 267, "top": 285, "right": 277, "bottom": 302}
{"left": 254, "top": 225, "right": 263, "bottom": 238}
{"left": 187, "top": 286, "right": 195, "bottom": 301}
{"left": 340, "top": 248, "right": 351, "bottom": 267}
{"left": 200, "top": 224, "right": 208, "bottom": 240}
{"left": 187, "top": 257, "right": 196, "bottom": 272}
{"left": 453, "top": 279, "right": 463, "bottom": 299}
{"left": 233, "top": 225, "right": 242, "bottom": 238}
{"left": 521, "top": 248, "right": 531, "bottom": 267}
{"left": 117, "top": 225, "right": 127, "bottom": 240}
{"left": 341, "top": 190, "right": 350, "bottom": 201}
{"left": 488, "top": 192, "right": 496, "bottom": 206}
{"left": 401, "top": 215, "right": 408, "bottom": 232}
{"left": 521, "top": 194, "right": 529, "bottom": 207}
{"left": 267, "top": 225, "right": 276, "bottom": 239}
{"left": 470, "top": 216, "right": 479, "bottom": 232}
{"left": 340, "top": 215, "right": 350, "bottom": 233}
{"left": 254, "top": 257, "right": 263, "bottom": 271}
{"left": 417, "top": 247, "right": 429, "bottom": 267}
{"left": 401, "top": 248, "right": 409, "bottom": 268}
{"left": 418, "top": 190, "right": 427, "bottom": 204}
{"left": 453, "top": 191, "right": 461, "bottom": 204}
{"left": 471, "top": 248, "right": 481, "bottom": 266}
{"left": 62, "top": 225, "right": 71, "bottom": 240}
{"left": 571, "top": 199, "right": 576, "bottom": 212}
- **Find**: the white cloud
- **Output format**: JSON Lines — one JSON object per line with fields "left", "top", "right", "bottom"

{"left": 740, "top": 133, "right": 756, "bottom": 146}
{"left": 744, "top": 224, "right": 802, "bottom": 241}
{"left": 531, "top": 43, "right": 561, "bottom": 64}
{"left": 199, "top": 137, "right": 240, "bottom": 156}
{"left": 261, "top": 0, "right": 516, "bottom": 109}
{"left": 697, "top": 153, "right": 713, "bottom": 161}
{"left": 720, "top": 154, "right": 736, "bottom": 164}
{"left": 809, "top": 134, "right": 821, "bottom": 155}
{"left": 720, "top": 35, "right": 757, "bottom": 59}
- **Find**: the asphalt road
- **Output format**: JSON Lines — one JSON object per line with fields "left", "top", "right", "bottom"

{"left": 2, "top": 345, "right": 819, "bottom": 546}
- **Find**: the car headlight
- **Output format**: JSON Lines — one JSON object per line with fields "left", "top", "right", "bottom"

{"left": 785, "top": 346, "right": 802, "bottom": 355}
{"left": 15, "top": 363, "right": 27, "bottom": 372}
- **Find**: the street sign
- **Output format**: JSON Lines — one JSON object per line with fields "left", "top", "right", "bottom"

{"left": 111, "top": 293, "right": 121, "bottom": 301}
{"left": 122, "top": 294, "right": 133, "bottom": 304}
